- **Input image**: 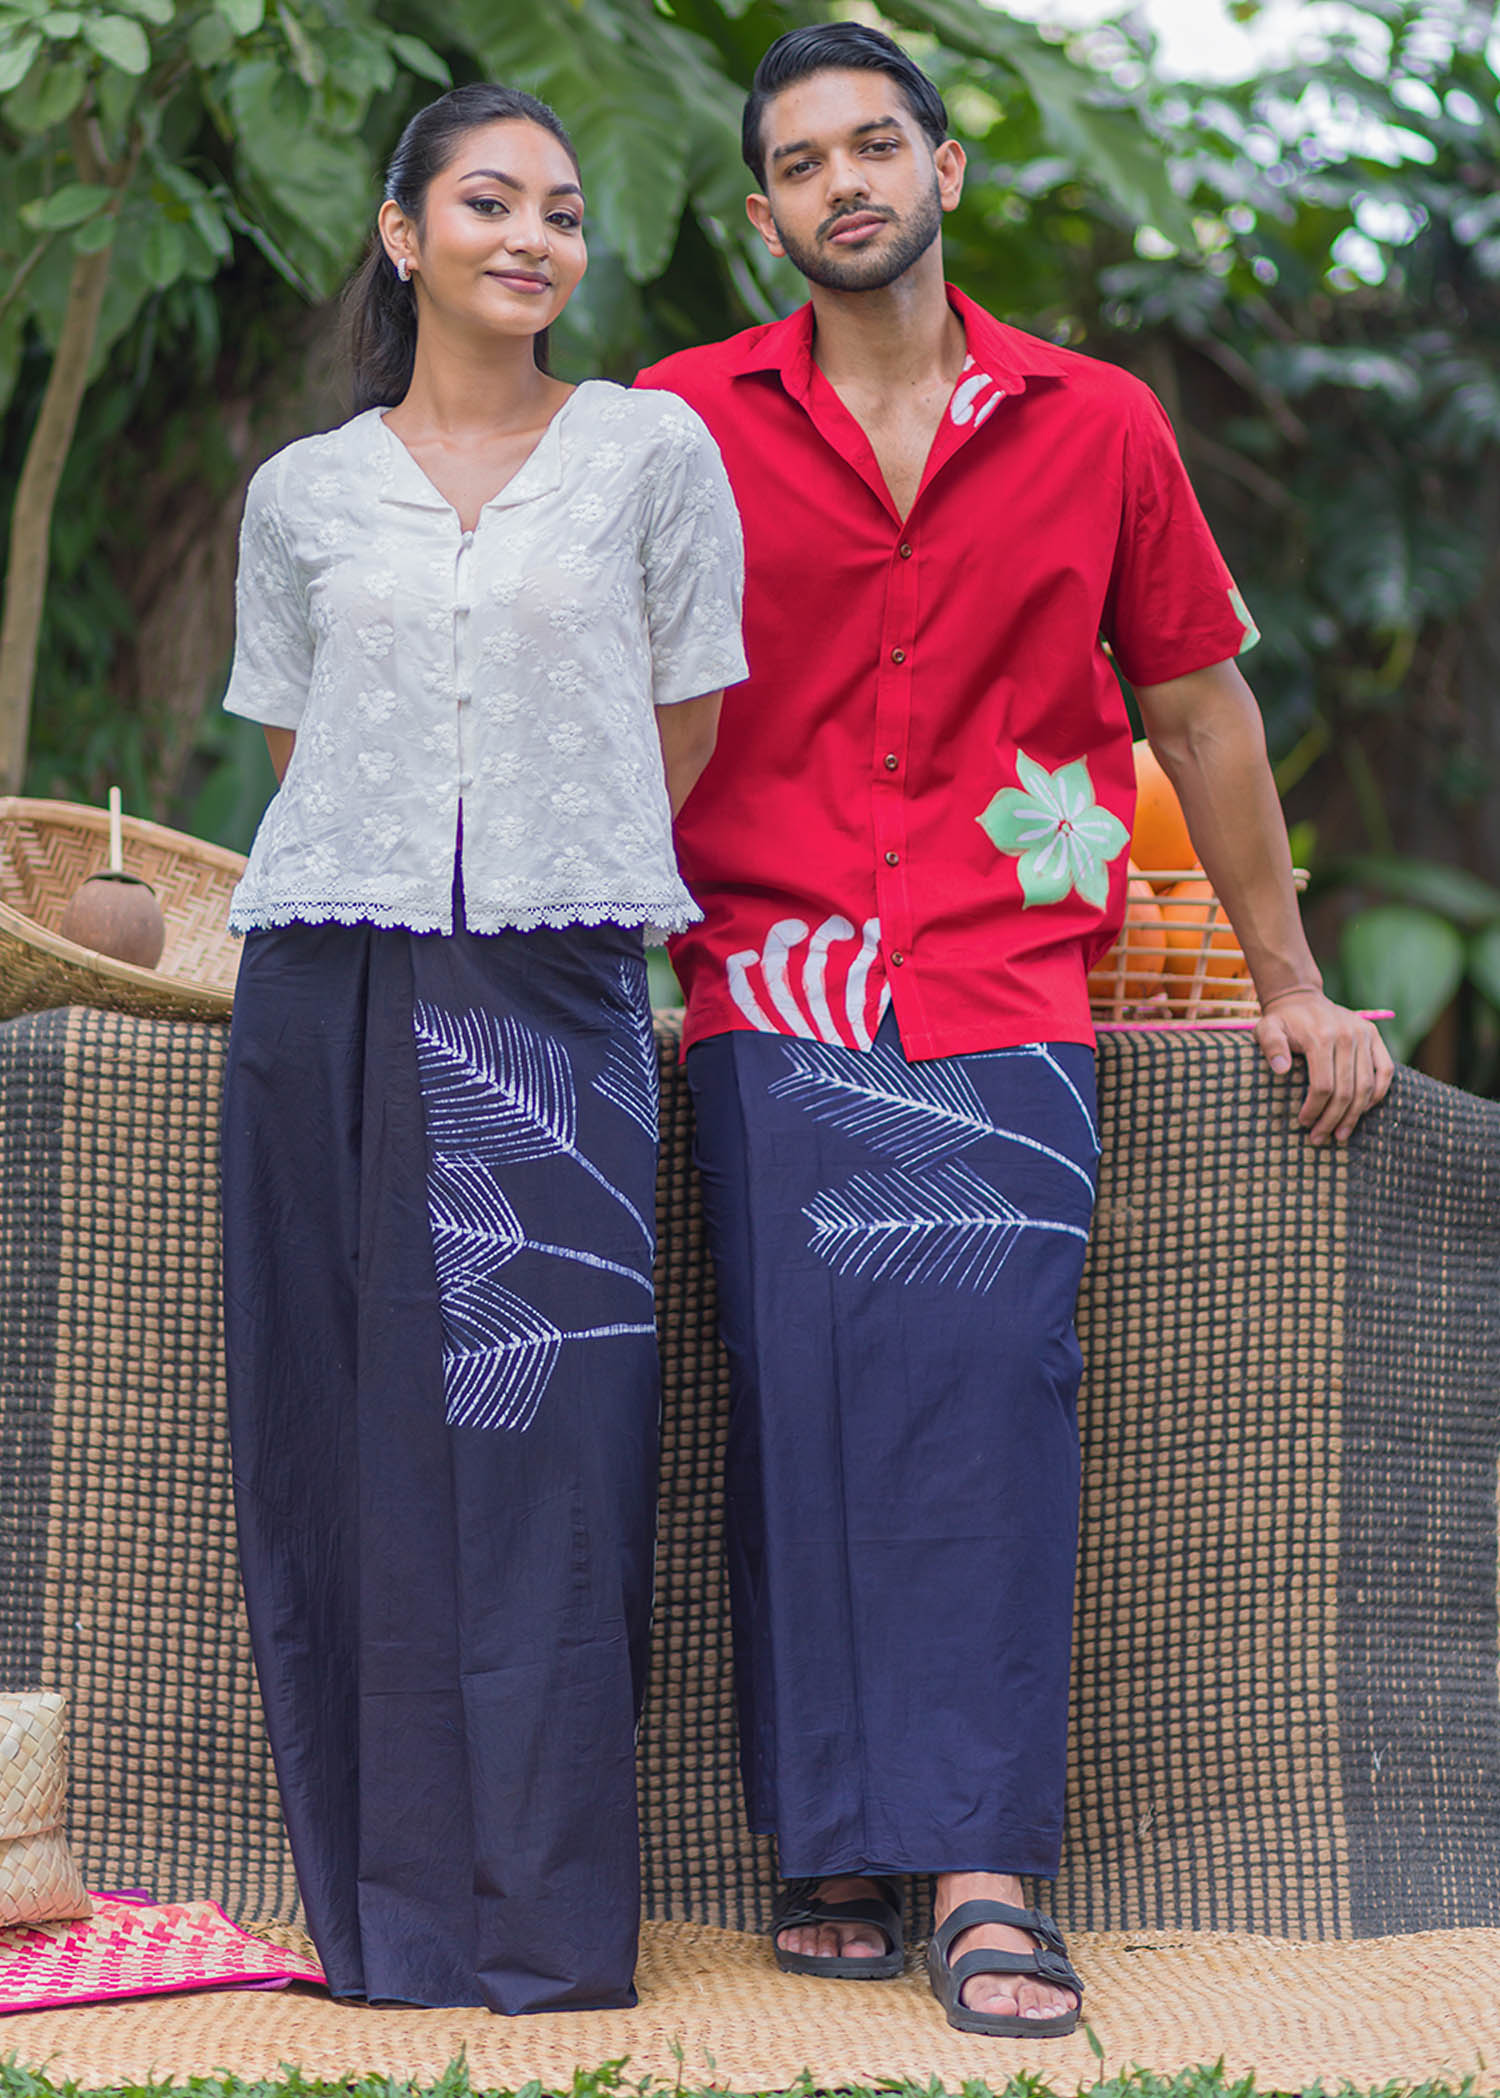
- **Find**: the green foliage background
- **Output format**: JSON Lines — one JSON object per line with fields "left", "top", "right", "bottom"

{"left": 2, "top": 0, "right": 1499, "bottom": 1081}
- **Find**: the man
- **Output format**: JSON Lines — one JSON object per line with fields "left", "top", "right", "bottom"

{"left": 637, "top": 24, "right": 1392, "bottom": 2038}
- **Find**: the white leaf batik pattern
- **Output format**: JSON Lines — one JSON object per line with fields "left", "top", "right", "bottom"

{"left": 415, "top": 1001, "right": 653, "bottom": 1248}
{"left": 429, "top": 1158, "right": 652, "bottom": 1297}
{"left": 773, "top": 1041, "right": 1095, "bottom": 1298}
{"left": 805, "top": 1160, "right": 1089, "bottom": 1292}
{"left": 415, "top": 1003, "right": 655, "bottom": 1432}
{"left": 438, "top": 1277, "right": 652, "bottom": 1433}
{"left": 591, "top": 958, "right": 659, "bottom": 1138}
{"left": 770, "top": 1037, "right": 1095, "bottom": 1190}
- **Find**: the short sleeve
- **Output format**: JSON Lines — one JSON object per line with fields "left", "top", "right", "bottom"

{"left": 1102, "top": 387, "right": 1259, "bottom": 687}
{"left": 640, "top": 401, "right": 749, "bottom": 707}
{"left": 222, "top": 462, "right": 314, "bottom": 731}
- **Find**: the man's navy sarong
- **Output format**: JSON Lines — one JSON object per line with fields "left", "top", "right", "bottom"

{"left": 221, "top": 911, "right": 660, "bottom": 2013}
{"left": 687, "top": 1012, "right": 1098, "bottom": 1881}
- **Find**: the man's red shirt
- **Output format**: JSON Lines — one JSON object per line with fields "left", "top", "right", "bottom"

{"left": 637, "top": 288, "right": 1256, "bottom": 1061}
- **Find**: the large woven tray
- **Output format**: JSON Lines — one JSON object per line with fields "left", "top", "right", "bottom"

{"left": 0, "top": 798, "right": 243, "bottom": 1024}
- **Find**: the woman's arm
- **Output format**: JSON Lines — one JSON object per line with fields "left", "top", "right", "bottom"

{"left": 264, "top": 727, "right": 296, "bottom": 784}
{"left": 656, "top": 691, "right": 722, "bottom": 817}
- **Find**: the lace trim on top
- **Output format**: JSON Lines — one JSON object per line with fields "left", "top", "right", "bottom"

{"left": 228, "top": 890, "right": 703, "bottom": 941}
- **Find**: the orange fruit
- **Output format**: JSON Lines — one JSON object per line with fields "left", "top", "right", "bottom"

{"left": 1159, "top": 875, "right": 1247, "bottom": 1008}
{"left": 1130, "top": 740, "right": 1198, "bottom": 886}
{"left": 1088, "top": 863, "right": 1169, "bottom": 1010}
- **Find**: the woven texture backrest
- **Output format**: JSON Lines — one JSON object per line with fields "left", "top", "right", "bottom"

{"left": 0, "top": 1008, "right": 1496, "bottom": 1937}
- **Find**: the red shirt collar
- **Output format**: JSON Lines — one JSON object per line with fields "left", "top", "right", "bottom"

{"left": 725, "top": 284, "right": 1056, "bottom": 400}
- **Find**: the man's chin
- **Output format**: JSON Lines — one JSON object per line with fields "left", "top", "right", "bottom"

{"left": 802, "top": 248, "right": 912, "bottom": 293}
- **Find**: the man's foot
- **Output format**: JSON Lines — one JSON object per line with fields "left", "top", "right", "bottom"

{"left": 933, "top": 1872, "right": 1080, "bottom": 2025}
{"left": 775, "top": 1876, "right": 896, "bottom": 1964}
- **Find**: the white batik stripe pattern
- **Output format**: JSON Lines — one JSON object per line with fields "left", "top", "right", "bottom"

{"left": 727, "top": 915, "right": 884, "bottom": 1049}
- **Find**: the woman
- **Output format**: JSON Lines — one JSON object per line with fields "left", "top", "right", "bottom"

{"left": 219, "top": 82, "right": 746, "bottom": 2015}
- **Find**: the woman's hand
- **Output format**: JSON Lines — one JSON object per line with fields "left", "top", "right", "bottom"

{"left": 656, "top": 691, "right": 722, "bottom": 816}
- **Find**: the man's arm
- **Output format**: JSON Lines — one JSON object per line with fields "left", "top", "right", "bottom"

{"left": 1133, "top": 657, "right": 1394, "bottom": 1145}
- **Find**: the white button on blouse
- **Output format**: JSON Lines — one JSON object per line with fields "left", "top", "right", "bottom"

{"left": 222, "top": 381, "right": 747, "bottom": 939}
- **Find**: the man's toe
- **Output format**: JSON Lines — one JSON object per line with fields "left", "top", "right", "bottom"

{"left": 961, "top": 1975, "right": 1021, "bottom": 2019}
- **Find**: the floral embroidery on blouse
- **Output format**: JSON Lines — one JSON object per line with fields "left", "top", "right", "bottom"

{"left": 223, "top": 382, "right": 747, "bottom": 940}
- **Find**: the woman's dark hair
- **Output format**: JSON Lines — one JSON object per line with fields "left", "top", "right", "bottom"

{"left": 741, "top": 25, "right": 948, "bottom": 190}
{"left": 344, "top": 82, "right": 580, "bottom": 411}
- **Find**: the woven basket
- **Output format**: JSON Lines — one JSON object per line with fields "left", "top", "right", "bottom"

{"left": 0, "top": 799, "right": 243, "bottom": 1025}
{"left": 1089, "top": 866, "right": 1308, "bottom": 1026}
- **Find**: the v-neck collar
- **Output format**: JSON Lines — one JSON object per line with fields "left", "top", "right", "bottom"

{"left": 367, "top": 382, "right": 593, "bottom": 518}
{"left": 730, "top": 290, "right": 1056, "bottom": 525}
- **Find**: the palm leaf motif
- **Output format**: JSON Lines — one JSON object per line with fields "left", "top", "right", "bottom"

{"left": 591, "top": 957, "right": 659, "bottom": 1138}
{"left": 414, "top": 1000, "right": 652, "bottom": 1248}
{"left": 438, "top": 1274, "right": 656, "bottom": 1434}
{"left": 771, "top": 1039, "right": 1094, "bottom": 1189}
{"left": 803, "top": 1160, "right": 1089, "bottom": 1295}
{"left": 442, "top": 1277, "right": 563, "bottom": 1433}
{"left": 428, "top": 1157, "right": 651, "bottom": 1297}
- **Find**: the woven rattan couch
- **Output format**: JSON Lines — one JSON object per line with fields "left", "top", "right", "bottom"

{"left": 0, "top": 1005, "right": 1496, "bottom": 1948}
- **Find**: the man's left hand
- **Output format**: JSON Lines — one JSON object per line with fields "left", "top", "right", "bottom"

{"left": 1255, "top": 990, "right": 1395, "bottom": 1146}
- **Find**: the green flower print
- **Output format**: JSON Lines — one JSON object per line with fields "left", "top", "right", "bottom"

{"left": 1229, "top": 583, "right": 1260, "bottom": 656}
{"left": 977, "top": 751, "right": 1130, "bottom": 910}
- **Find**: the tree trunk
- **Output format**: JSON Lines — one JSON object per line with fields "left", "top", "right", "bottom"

{"left": 0, "top": 241, "right": 114, "bottom": 794}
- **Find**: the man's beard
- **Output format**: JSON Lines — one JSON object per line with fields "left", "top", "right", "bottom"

{"left": 771, "top": 176, "right": 943, "bottom": 292}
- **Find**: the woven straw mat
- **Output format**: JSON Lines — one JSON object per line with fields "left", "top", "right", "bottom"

{"left": 2, "top": 1919, "right": 1500, "bottom": 2088}
{"left": 0, "top": 1008, "right": 1496, "bottom": 2086}
{"left": 0, "top": 1693, "right": 89, "bottom": 1928}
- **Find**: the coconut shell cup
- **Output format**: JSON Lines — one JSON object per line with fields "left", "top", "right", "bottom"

{"left": 58, "top": 870, "right": 167, "bottom": 971}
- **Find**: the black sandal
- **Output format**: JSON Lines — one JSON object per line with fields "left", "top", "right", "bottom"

{"left": 926, "top": 1899, "right": 1082, "bottom": 2037}
{"left": 770, "top": 1876, "right": 905, "bottom": 1979}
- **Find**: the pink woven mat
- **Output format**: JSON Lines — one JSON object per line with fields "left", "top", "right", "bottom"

{"left": 0, "top": 1894, "right": 325, "bottom": 2014}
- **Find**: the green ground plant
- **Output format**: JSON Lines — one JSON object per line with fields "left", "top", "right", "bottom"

{"left": 0, "top": 2065, "right": 1495, "bottom": 2098}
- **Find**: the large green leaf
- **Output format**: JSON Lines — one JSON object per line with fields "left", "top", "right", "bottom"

{"left": 1257, "top": 343, "right": 1422, "bottom": 403}
{"left": 80, "top": 10, "right": 150, "bottom": 72}
{"left": 228, "top": 54, "right": 371, "bottom": 273}
{"left": 1469, "top": 923, "right": 1500, "bottom": 1012}
{"left": 187, "top": 9, "right": 233, "bottom": 65}
{"left": 387, "top": 29, "right": 448, "bottom": 86}
{"left": 141, "top": 208, "right": 186, "bottom": 286}
{"left": 21, "top": 179, "right": 111, "bottom": 228}
{"left": 1325, "top": 853, "right": 1500, "bottom": 930}
{"left": 1340, "top": 904, "right": 1466, "bottom": 1061}
{"left": 214, "top": 0, "right": 263, "bottom": 36}
{"left": 0, "top": 30, "right": 41, "bottom": 89}
{"left": 3, "top": 49, "right": 86, "bottom": 126}
{"left": 878, "top": 0, "right": 1191, "bottom": 241}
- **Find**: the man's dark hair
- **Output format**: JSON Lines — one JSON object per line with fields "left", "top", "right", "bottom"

{"left": 741, "top": 24, "right": 949, "bottom": 190}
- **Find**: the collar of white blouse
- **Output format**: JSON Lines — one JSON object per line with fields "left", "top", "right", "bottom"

{"left": 369, "top": 381, "right": 599, "bottom": 519}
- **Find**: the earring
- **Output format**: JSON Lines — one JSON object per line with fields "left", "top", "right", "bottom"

{"left": 396, "top": 257, "right": 411, "bottom": 282}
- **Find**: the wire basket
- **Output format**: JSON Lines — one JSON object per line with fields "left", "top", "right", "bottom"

{"left": 1088, "top": 868, "right": 1309, "bottom": 1027}
{"left": 0, "top": 798, "right": 244, "bottom": 1025}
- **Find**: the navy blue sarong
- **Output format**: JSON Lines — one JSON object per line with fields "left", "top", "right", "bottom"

{"left": 221, "top": 912, "right": 660, "bottom": 2013}
{"left": 687, "top": 1013, "right": 1097, "bottom": 1882}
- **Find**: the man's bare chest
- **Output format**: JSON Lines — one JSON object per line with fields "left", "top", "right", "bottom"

{"left": 829, "top": 387, "right": 951, "bottom": 520}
